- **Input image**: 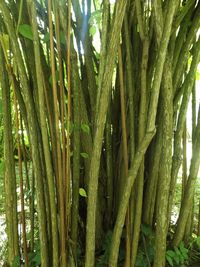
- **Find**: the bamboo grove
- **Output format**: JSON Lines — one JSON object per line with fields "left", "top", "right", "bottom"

{"left": 0, "top": 0, "right": 200, "bottom": 266}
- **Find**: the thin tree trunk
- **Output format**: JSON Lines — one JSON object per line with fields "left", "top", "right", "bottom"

{"left": 0, "top": 45, "right": 19, "bottom": 266}
{"left": 85, "top": 2, "right": 127, "bottom": 266}
{"left": 28, "top": 1, "right": 59, "bottom": 266}
{"left": 173, "top": 102, "right": 200, "bottom": 246}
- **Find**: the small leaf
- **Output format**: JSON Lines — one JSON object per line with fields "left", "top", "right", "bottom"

{"left": 89, "top": 25, "right": 96, "bottom": 36}
{"left": 81, "top": 123, "right": 90, "bottom": 134}
{"left": 80, "top": 152, "right": 89, "bottom": 158}
{"left": 79, "top": 188, "right": 87, "bottom": 197}
{"left": 18, "top": 24, "right": 33, "bottom": 40}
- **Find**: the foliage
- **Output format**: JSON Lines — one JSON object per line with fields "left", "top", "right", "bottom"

{"left": 95, "top": 231, "right": 125, "bottom": 266}
{"left": 96, "top": 231, "right": 113, "bottom": 266}
{"left": 136, "top": 224, "right": 155, "bottom": 267}
{"left": 187, "top": 236, "right": 200, "bottom": 265}
{"left": 11, "top": 251, "right": 41, "bottom": 267}
{"left": 81, "top": 123, "right": 90, "bottom": 134}
{"left": 166, "top": 242, "right": 189, "bottom": 267}
{"left": 80, "top": 152, "right": 89, "bottom": 159}
{"left": 12, "top": 256, "right": 21, "bottom": 267}
{"left": 18, "top": 24, "right": 33, "bottom": 41}
{"left": 88, "top": 9, "right": 102, "bottom": 37}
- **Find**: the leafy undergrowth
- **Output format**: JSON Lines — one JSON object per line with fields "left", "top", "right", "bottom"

{"left": 3, "top": 231, "right": 200, "bottom": 266}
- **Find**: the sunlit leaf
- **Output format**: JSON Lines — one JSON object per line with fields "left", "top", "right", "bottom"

{"left": 89, "top": 25, "right": 96, "bottom": 36}
{"left": 89, "top": 10, "right": 102, "bottom": 27}
{"left": 79, "top": 188, "right": 87, "bottom": 197}
{"left": 196, "top": 70, "right": 200, "bottom": 80}
{"left": 80, "top": 152, "right": 89, "bottom": 158}
{"left": 18, "top": 24, "right": 33, "bottom": 40}
{"left": 81, "top": 123, "right": 90, "bottom": 134}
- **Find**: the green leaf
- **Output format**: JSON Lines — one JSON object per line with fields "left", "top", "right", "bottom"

{"left": 89, "top": 25, "right": 96, "bottom": 36}
{"left": 179, "top": 243, "right": 188, "bottom": 258}
{"left": 166, "top": 255, "right": 174, "bottom": 267}
{"left": 89, "top": 10, "right": 102, "bottom": 27}
{"left": 81, "top": 123, "right": 90, "bottom": 134}
{"left": 79, "top": 188, "right": 87, "bottom": 197}
{"left": 166, "top": 250, "right": 176, "bottom": 258}
{"left": 174, "top": 247, "right": 181, "bottom": 256}
{"left": 80, "top": 152, "right": 89, "bottom": 158}
{"left": 18, "top": 24, "right": 33, "bottom": 40}
{"left": 173, "top": 254, "right": 180, "bottom": 265}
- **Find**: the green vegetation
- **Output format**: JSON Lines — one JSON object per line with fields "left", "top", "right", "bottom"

{"left": 0, "top": 0, "right": 200, "bottom": 266}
